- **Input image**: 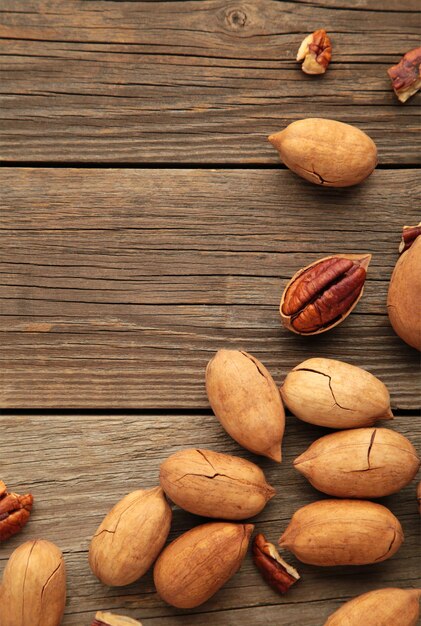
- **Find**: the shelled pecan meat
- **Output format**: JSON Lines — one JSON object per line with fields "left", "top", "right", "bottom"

{"left": 253, "top": 533, "right": 300, "bottom": 594}
{"left": 0, "top": 480, "right": 33, "bottom": 542}
{"left": 297, "top": 29, "right": 332, "bottom": 75}
{"left": 388, "top": 47, "right": 421, "bottom": 103}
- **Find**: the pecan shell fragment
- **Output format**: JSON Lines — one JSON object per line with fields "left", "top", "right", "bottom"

{"left": 388, "top": 46, "right": 421, "bottom": 103}
{"left": 297, "top": 29, "right": 332, "bottom": 75}
{"left": 280, "top": 253, "right": 371, "bottom": 334}
{"left": 253, "top": 533, "right": 300, "bottom": 594}
{"left": 92, "top": 612, "right": 142, "bottom": 626}
{"left": 0, "top": 480, "right": 33, "bottom": 542}
{"left": 399, "top": 223, "right": 421, "bottom": 253}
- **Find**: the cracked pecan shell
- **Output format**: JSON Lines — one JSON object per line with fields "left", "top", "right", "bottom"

{"left": 0, "top": 480, "right": 33, "bottom": 542}
{"left": 160, "top": 448, "right": 275, "bottom": 520}
{"left": 388, "top": 46, "right": 421, "bottom": 103}
{"left": 279, "top": 500, "right": 403, "bottom": 566}
{"left": 89, "top": 486, "right": 172, "bottom": 587}
{"left": 206, "top": 349, "right": 285, "bottom": 462}
{"left": 269, "top": 118, "right": 377, "bottom": 187}
{"left": 280, "top": 357, "right": 393, "bottom": 428}
{"left": 253, "top": 533, "right": 300, "bottom": 594}
{"left": 280, "top": 254, "right": 371, "bottom": 335}
{"left": 294, "top": 427, "right": 420, "bottom": 498}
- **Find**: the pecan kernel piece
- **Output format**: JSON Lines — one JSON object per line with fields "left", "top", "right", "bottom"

{"left": 297, "top": 29, "right": 332, "bottom": 75}
{"left": 388, "top": 46, "right": 421, "bottom": 103}
{"left": 399, "top": 223, "right": 421, "bottom": 254}
{"left": 0, "top": 480, "right": 33, "bottom": 542}
{"left": 92, "top": 612, "right": 143, "bottom": 626}
{"left": 253, "top": 533, "right": 300, "bottom": 594}
{"left": 280, "top": 254, "right": 371, "bottom": 335}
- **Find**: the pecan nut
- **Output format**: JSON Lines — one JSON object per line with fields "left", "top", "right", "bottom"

{"left": 92, "top": 612, "right": 142, "bottom": 626}
{"left": 297, "top": 29, "right": 332, "bottom": 75}
{"left": 399, "top": 223, "right": 421, "bottom": 253}
{"left": 388, "top": 47, "right": 421, "bottom": 103}
{"left": 0, "top": 480, "right": 33, "bottom": 542}
{"left": 253, "top": 533, "right": 300, "bottom": 594}
{"left": 280, "top": 253, "right": 371, "bottom": 335}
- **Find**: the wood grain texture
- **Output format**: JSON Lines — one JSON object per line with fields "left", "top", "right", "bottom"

{"left": 0, "top": 0, "right": 420, "bottom": 163}
{"left": 0, "top": 413, "right": 419, "bottom": 625}
{"left": 1, "top": 167, "right": 420, "bottom": 409}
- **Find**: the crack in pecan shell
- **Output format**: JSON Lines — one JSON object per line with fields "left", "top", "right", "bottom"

{"left": 297, "top": 29, "right": 332, "bottom": 75}
{"left": 253, "top": 533, "right": 300, "bottom": 594}
{"left": 0, "top": 480, "right": 33, "bottom": 542}
{"left": 280, "top": 254, "right": 371, "bottom": 335}
{"left": 399, "top": 224, "right": 421, "bottom": 254}
{"left": 388, "top": 47, "right": 421, "bottom": 103}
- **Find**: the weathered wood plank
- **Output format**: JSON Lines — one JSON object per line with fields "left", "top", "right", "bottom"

{"left": 1, "top": 167, "right": 419, "bottom": 409}
{"left": 0, "top": 0, "right": 420, "bottom": 163}
{"left": 0, "top": 413, "right": 419, "bottom": 624}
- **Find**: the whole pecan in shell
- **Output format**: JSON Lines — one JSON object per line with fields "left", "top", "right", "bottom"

{"left": 280, "top": 253, "right": 371, "bottom": 335}
{"left": 253, "top": 533, "right": 300, "bottom": 594}
{"left": 388, "top": 46, "right": 421, "bottom": 103}
{"left": 0, "top": 480, "right": 33, "bottom": 542}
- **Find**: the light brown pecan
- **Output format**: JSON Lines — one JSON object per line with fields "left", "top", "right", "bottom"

{"left": 388, "top": 47, "right": 421, "bottom": 103}
{"left": 253, "top": 533, "right": 300, "bottom": 594}
{"left": 280, "top": 254, "right": 371, "bottom": 335}
{"left": 91, "top": 612, "right": 142, "bottom": 626}
{"left": 399, "top": 224, "right": 421, "bottom": 254}
{"left": 297, "top": 29, "right": 332, "bottom": 75}
{"left": 0, "top": 480, "right": 33, "bottom": 542}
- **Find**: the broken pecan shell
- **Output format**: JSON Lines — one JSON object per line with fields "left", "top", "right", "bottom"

{"left": 92, "top": 612, "right": 142, "bottom": 626}
{"left": 280, "top": 253, "right": 371, "bottom": 335}
{"left": 388, "top": 46, "right": 421, "bottom": 103}
{"left": 399, "top": 223, "right": 421, "bottom": 253}
{"left": 297, "top": 29, "right": 332, "bottom": 75}
{"left": 0, "top": 480, "right": 33, "bottom": 542}
{"left": 253, "top": 533, "right": 300, "bottom": 594}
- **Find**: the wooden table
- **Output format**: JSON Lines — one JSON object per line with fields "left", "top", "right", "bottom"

{"left": 1, "top": 1, "right": 420, "bottom": 624}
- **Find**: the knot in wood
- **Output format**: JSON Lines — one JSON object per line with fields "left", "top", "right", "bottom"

{"left": 225, "top": 7, "right": 247, "bottom": 31}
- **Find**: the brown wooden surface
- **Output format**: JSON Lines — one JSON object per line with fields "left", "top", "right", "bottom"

{"left": 0, "top": 0, "right": 420, "bottom": 163}
{"left": 0, "top": 0, "right": 420, "bottom": 625}
{"left": 0, "top": 414, "right": 419, "bottom": 625}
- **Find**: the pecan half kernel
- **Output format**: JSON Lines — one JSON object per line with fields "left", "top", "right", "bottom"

{"left": 253, "top": 533, "right": 300, "bottom": 594}
{"left": 0, "top": 480, "right": 33, "bottom": 542}
{"left": 399, "top": 223, "right": 421, "bottom": 254}
{"left": 280, "top": 254, "right": 371, "bottom": 335}
{"left": 92, "top": 612, "right": 142, "bottom": 626}
{"left": 388, "top": 47, "right": 421, "bottom": 103}
{"left": 297, "top": 29, "right": 332, "bottom": 75}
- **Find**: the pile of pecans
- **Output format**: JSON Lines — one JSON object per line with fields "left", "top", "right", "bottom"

{"left": 0, "top": 29, "right": 420, "bottom": 626}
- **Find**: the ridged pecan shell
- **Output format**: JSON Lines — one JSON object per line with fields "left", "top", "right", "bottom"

{"left": 253, "top": 533, "right": 300, "bottom": 594}
{"left": 280, "top": 253, "right": 371, "bottom": 335}
{"left": 0, "top": 480, "right": 33, "bottom": 542}
{"left": 388, "top": 46, "right": 421, "bottom": 103}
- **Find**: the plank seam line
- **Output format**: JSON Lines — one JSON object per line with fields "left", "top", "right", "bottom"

{"left": 0, "top": 409, "right": 418, "bottom": 417}
{"left": 0, "top": 163, "right": 419, "bottom": 170}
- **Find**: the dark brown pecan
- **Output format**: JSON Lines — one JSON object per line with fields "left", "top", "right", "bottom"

{"left": 91, "top": 613, "right": 142, "bottom": 626}
{"left": 399, "top": 224, "right": 421, "bottom": 254}
{"left": 388, "top": 47, "right": 421, "bottom": 103}
{"left": 297, "top": 29, "right": 332, "bottom": 75}
{"left": 280, "top": 254, "right": 371, "bottom": 335}
{"left": 0, "top": 480, "right": 33, "bottom": 542}
{"left": 253, "top": 533, "right": 300, "bottom": 594}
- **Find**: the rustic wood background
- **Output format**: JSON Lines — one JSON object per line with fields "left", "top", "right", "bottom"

{"left": 0, "top": 1, "right": 420, "bottom": 625}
